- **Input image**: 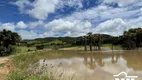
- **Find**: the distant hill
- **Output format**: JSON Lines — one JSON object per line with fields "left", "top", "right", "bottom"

{"left": 23, "top": 34, "right": 114, "bottom": 46}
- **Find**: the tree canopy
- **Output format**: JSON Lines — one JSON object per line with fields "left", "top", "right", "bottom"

{"left": 122, "top": 28, "right": 142, "bottom": 49}
{"left": 0, "top": 29, "right": 21, "bottom": 56}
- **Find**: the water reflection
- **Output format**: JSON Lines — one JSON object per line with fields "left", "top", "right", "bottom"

{"left": 39, "top": 50, "right": 142, "bottom": 80}
{"left": 83, "top": 53, "right": 122, "bottom": 70}
{"left": 122, "top": 51, "right": 142, "bottom": 71}
{"left": 111, "top": 53, "right": 120, "bottom": 64}
{"left": 83, "top": 53, "right": 105, "bottom": 70}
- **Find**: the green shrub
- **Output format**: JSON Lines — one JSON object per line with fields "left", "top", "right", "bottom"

{"left": 36, "top": 45, "right": 44, "bottom": 50}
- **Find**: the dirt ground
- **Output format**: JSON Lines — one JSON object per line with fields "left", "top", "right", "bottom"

{"left": 0, "top": 57, "right": 13, "bottom": 80}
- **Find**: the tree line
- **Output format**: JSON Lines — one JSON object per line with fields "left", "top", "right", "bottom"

{"left": 82, "top": 28, "right": 142, "bottom": 51}
{"left": 24, "top": 28, "right": 142, "bottom": 51}
{"left": 1, "top": 28, "right": 141, "bottom": 56}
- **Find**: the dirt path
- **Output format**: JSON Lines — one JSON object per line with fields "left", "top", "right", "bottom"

{"left": 0, "top": 57, "right": 13, "bottom": 80}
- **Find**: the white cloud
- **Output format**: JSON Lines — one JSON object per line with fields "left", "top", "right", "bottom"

{"left": 11, "top": 0, "right": 83, "bottom": 20}
{"left": 103, "top": 0, "right": 138, "bottom": 7}
{"left": 43, "top": 32, "right": 55, "bottom": 37}
{"left": 28, "top": 21, "right": 44, "bottom": 28}
{"left": 65, "top": 4, "right": 141, "bottom": 23}
{"left": 93, "top": 17, "right": 142, "bottom": 36}
{"left": 0, "top": 23, "right": 15, "bottom": 31}
{"left": 10, "top": 0, "right": 30, "bottom": 13}
{"left": 11, "top": 0, "right": 142, "bottom": 21}
{"left": 1, "top": 17, "right": 142, "bottom": 39}
{"left": 127, "top": 17, "right": 142, "bottom": 29}
{"left": 58, "top": 0, "right": 83, "bottom": 9}
{"left": 8, "top": 0, "right": 142, "bottom": 39}
{"left": 94, "top": 18, "right": 127, "bottom": 36}
{"left": 16, "top": 21, "right": 27, "bottom": 29}
{"left": 65, "top": 5, "right": 111, "bottom": 21}
{"left": 17, "top": 30, "right": 44, "bottom": 39}
{"left": 45, "top": 19, "right": 92, "bottom": 37}
{"left": 11, "top": 0, "right": 59, "bottom": 20}
{"left": 27, "top": 0, "right": 59, "bottom": 20}
{"left": 0, "top": 21, "right": 45, "bottom": 39}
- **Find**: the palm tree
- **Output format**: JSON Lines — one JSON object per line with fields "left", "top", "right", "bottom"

{"left": 87, "top": 32, "right": 93, "bottom": 51}
{"left": 94, "top": 34, "right": 103, "bottom": 50}
{"left": 82, "top": 36, "right": 87, "bottom": 51}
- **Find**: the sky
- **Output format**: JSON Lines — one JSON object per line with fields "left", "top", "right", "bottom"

{"left": 0, "top": 0, "right": 142, "bottom": 39}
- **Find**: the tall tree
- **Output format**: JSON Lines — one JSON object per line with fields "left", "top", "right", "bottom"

{"left": 82, "top": 36, "right": 87, "bottom": 51}
{"left": 93, "top": 34, "right": 103, "bottom": 50}
{"left": 136, "top": 28, "right": 142, "bottom": 47}
{"left": 87, "top": 32, "right": 93, "bottom": 51}
{"left": 96, "top": 34, "right": 103, "bottom": 50}
{"left": 122, "top": 29, "right": 136, "bottom": 49}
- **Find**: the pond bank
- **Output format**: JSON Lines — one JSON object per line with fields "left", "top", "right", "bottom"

{"left": 0, "top": 57, "right": 13, "bottom": 80}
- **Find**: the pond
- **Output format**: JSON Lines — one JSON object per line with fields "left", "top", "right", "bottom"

{"left": 39, "top": 50, "right": 142, "bottom": 80}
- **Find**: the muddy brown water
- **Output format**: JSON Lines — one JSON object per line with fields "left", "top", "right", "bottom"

{"left": 39, "top": 50, "right": 142, "bottom": 80}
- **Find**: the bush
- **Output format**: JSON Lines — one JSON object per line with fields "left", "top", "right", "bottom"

{"left": 0, "top": 45, "right": 13, "bottom": 56}
{"left": 0, "top": 29, "right": 21, "bottom": 56}
{"left": 36, "top": 45, "right": 44, "bottom": 50}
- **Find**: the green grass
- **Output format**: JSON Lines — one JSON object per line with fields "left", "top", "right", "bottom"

{"left": 102, "top": 44, "right": 112, "bottom": 47}
{"left": 8, "top": 50, "right": 50, "bottom": 80}
{"left": 113, "top": 45, "right": 122, "bottom": 50}
{"left": 60, "top": 46, "right": 84, "bottom": 50}
{"left": 11, "top": 46, "right": 36, "bottom": 55}
{"left": 60, "top": 44, "right": 122, "bottom": 50}
{"left": 0, "top": 63, "right": 5, "bottom": 67}
{"left": 8, "top": 46, "right": 46, "bottom": 80}
{"left": 102, "top": 44, "right": 122, "bottom": 50}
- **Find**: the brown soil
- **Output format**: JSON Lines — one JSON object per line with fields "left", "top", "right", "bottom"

{"left": 0, "top": 57, "right": 13, "bottom": 80}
